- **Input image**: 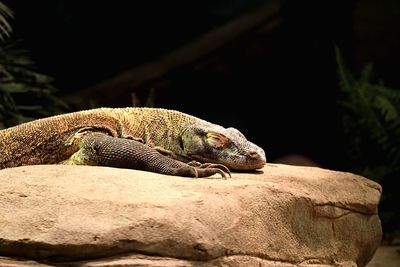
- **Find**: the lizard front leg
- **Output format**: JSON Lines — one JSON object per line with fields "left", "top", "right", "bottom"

{"left": 64, "top": 133, "right": 230, "bottom": 178}
{"left": 154, "top": 146, "right": 192, "bottom": 162}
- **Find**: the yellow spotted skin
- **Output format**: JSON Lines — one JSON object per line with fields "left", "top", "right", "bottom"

{"left": 0, "top": 108, "right": 122, "bottom": 169}
{"left": 0, "top": 108, "right": 266, "bottom": 177}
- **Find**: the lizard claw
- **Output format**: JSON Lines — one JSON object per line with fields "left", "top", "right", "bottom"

{"left": 186, "top": 161, "right": 231, "bottom": 178}
{"left": 201, "top": 163, "right": 231, "bottom": 178}
{"left": 193, "top": 163, "right": 231, "bottom": 178}
{"left": 188, "top": 160, "right": 202, "bottom": 167}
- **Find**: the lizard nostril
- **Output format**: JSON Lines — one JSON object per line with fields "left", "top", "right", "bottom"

{"left": 249, "top": 151, "right": 260, "bottom": 159}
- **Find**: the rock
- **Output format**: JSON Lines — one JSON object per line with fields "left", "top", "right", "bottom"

{"left": 0, "top": 164, "right": 382, "bottom": 266}
{"left": 366, "top": 245, "right": 400, "bottom": 267}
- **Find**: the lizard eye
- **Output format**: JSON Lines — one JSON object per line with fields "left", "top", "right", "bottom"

{"left": 206, "top": 131, "right": 229, "bottom": 149}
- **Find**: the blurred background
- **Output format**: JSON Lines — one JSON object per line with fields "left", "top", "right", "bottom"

{"left": 0, "top": 0, "right": 399, "bottom": 244}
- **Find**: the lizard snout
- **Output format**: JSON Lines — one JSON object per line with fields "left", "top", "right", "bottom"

{"left": 224, "top": 148, "right": 266, "bottom": 171}
{"left": 249, "top": 151, "right": 262, "bottom": 159}
{"left": 246, "top": 147, "right": 267, "bottom": 169}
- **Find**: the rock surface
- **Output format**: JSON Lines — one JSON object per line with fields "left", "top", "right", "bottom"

{"left": 0, "top": 164, "right": 382, "bottom": 266}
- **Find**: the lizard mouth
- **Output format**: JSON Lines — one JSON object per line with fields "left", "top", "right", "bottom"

{"left": 189, "top": 152, "right": 266, "bottom": 171}
{"left": 226, "top": 157, "right": 266, "bottom": 171}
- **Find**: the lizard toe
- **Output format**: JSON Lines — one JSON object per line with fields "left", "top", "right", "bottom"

{"left": 199, "top": 163, "right": 231, "bottom": 178}
{"left": 196, "top": 166, "right": 230, "bottom": 179}
{"left": 188, "top": 160, "right": 202, "bottom": 167}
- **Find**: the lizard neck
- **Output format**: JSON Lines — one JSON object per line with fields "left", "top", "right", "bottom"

{"left": 117, "top": 107, "right": 199, "bottom": 153}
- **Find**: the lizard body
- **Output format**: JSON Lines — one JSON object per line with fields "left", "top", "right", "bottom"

{"left": 0, "top": 108, "right": 266, "bottom": 177}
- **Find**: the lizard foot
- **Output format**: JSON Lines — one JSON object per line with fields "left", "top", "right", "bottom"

{"left": 196, "top": 162, "right": 232, "bottom": 178}
{"left": 188, "top": 162, "right": 231, "bottom": 178}
{"left": 188, "top": 160, "right": 232, "bottom": 178}
{"left": 180, "top": 162, "right": 231, "bottom": 178}
{"left": 187, "top": 160, "right": 202, "bottom": 167}
{"left": 173, "top": 164, "right": 230, "bottom": 178}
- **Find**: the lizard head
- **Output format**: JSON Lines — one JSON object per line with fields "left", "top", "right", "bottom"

{"left": 181, "top": 124, "right": 266, "bottom": 171}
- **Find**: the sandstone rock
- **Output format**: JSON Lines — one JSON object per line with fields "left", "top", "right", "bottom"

{"left": 0, "top": 164, "right": 382, "bottom": 266}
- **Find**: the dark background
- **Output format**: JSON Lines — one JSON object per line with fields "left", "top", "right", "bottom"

{"left": 4, "top": 0, "right": 400, "bottom": 171}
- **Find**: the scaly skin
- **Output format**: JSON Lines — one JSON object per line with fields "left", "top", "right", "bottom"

{"left": 0, "top": 108, "right": 266, "bottom": 177}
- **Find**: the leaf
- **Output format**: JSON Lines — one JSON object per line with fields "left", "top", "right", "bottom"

{"left": 15, "top": 105, "right": 43, "bottom": 111}
{"left": 360, "top": 62, "right": 373, "bottom": 84}
{"left": 0, "top": 39, "right": 69, "bottom": 127}
{"left": 335, "top": 45, "right": 354, "bottom": 93}
{"left": 0, "top": 1, "right": 13, "bottom": 41}
{"left": 374, "top": 95, "right": 398, "bottom": 122}
{"left": 336, "top": 46, "right": 400, "bottom": 184}
{"left": 372, "top": 83, "right": 400, "bottom": 100}
{"left": 0, "top": 83, "right": 30, "bottom": 93}
{"left": 144, "top": 87, "right": 156, "bottom": 107}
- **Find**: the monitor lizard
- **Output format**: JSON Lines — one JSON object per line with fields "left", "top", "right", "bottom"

{"left": 0, "top": 108, "right": 266, "bottom": 178}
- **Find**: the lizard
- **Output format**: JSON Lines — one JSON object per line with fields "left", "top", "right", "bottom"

{"left": 0, "top": 107, "right": 266, "bottom": 178}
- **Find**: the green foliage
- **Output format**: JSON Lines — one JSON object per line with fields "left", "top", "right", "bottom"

{"left": 0, "top": 1, "right": 13, "bottom": 41}
{"left": 0, "top": 2, "right": 68, "bottom": 129}
{"left": 335, "top": 46, "right": 400, "bottom": 241}
{"left": 0, "top": 42, "right": 69, "bottom": 129}
{"left": 335, "top": 46, "right": 400, "bottom": 181}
